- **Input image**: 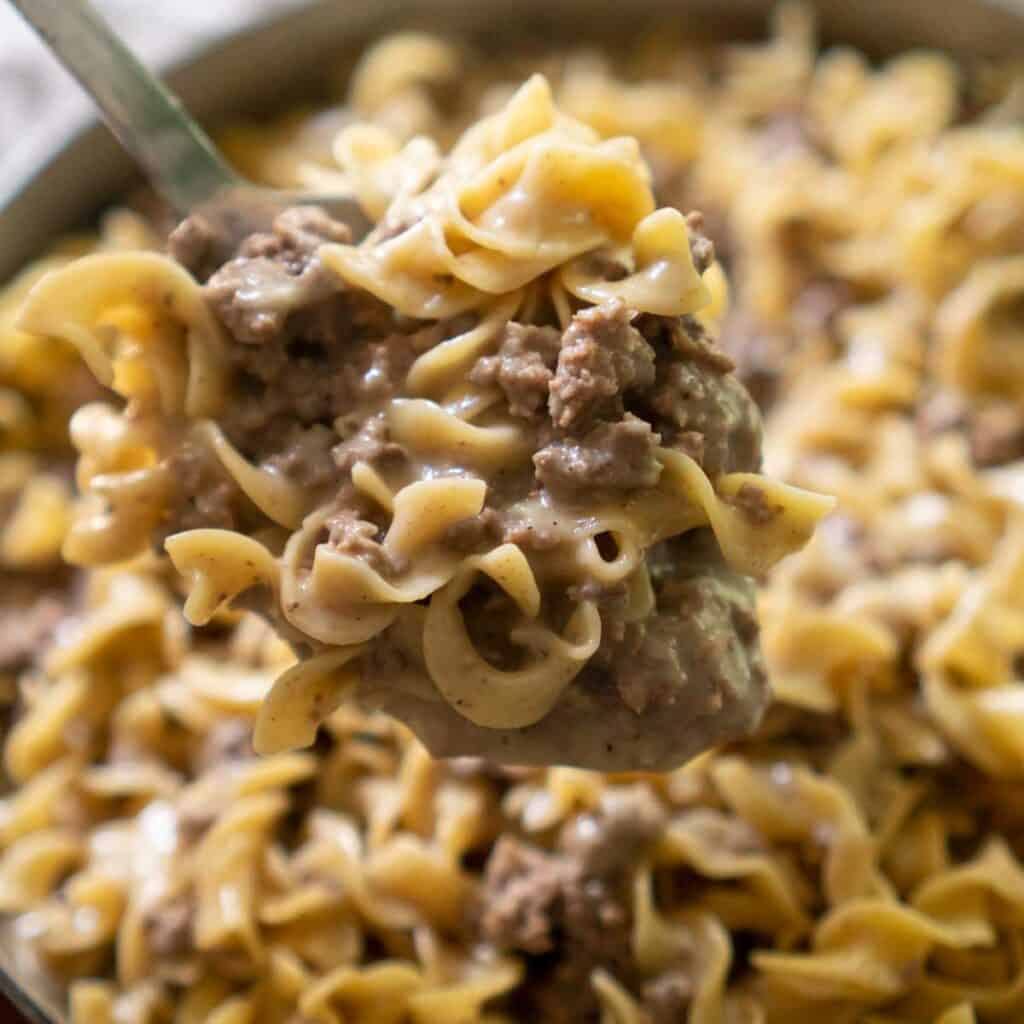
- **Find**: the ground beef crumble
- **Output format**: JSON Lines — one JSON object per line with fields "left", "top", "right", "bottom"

{"left": 167, "top": 212, "right": 222, "bottom": 283}
{"left": 325, "top": 509, "right": 395, "bottom": 576}
{"left": 174, "top": 205, "right": 754, "bottom": 534}
{"left": 144, "top": 898, "right": 193, "bottom": 959}
{"left": 0, "top": 584, "right": 67, "bottom": 673}
{"left": 527, "top": 263, "right": 758, "bottom": 496}
{"left": 478, "top": 838, "right": 566, "bottom": 956}
{"left": 470, "top": 322, "right": 561, "bottom": 420}
{"left": 331, "top": 414, "right": 406, "bottom": 476}
{"left": 918, "top": 391, "right": 1024, "bottom": 467}
{"left": 263, "top": 424, "right": 337, "bottom": 492}
{"left": 558, "top": 785, "right": 665, "bottom": 875}
{"left": 534, "top": 415, "right": 663, "bottom": 494}
{"left": 159, "top": 207, "right": 423, "bottom": 540}
{"left": 590, "top": 531, "right": 767, "bottom": 718}
{"left": 204, "top": 207, "right": 349, "bottom": 346}
{"left": 477, "top": 788, "right": 682, "bottom": 1022}
{"left": 158, "top": 437, "right": 242, "bottom": 543}
{"left": 548, "top": 299, "right": 656, "bottom": 433}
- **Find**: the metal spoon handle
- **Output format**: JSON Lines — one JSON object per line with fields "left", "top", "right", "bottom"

{"left": 9, "top": 0, "right": 241, "bottom": 214}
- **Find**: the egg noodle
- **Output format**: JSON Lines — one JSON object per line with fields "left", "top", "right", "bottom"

{"left": 0, "top": 4, "right": 1022, "bottom": 1021}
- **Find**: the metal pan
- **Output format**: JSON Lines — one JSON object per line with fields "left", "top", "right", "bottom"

{"left": 1, "top": 0, "right": 1023, "bottom": 1018}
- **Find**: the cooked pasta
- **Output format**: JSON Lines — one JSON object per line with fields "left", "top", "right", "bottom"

{"left": 17, "top": 62, "right": 830, "bottom": 771}
{"left": 3, "top": 3, "right": 1024, "bottom": 1022}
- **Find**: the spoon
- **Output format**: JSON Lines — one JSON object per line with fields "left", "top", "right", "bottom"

{"left": 9, "top": 0, "right": 370, "bottom": 251}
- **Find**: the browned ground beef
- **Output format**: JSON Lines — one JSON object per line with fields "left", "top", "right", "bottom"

{"left": 533, "top": 415, "right": 663, "bottom": 493}
{"left": 143, "top": 898, "right": 193, "bottom": 959}
{"left": 918, "top": 390, "right": 1024, "bottom": 468}
{"left": 0, "top": 579, "right": 68, "bottom": 673}
{"left": 263, "top": 424, "right": 337, "bottom": 491}
{"left": 548, "top": 300, "right": 656, "bottom": 432}
{"left": 530, "top": 297, "right": 760, "bottom": 495}
{"left": 167, "top": 213, "right": 223, "bottom": 283}
{"left": 558, "top": 785, "right": 665, "bottom": 874}
{"left": 331, "top": 414, "right": 406, "bottom": 476}
{"left": 479, "top": 838, "right": 567, "bottom": 955}
{"left": 477, "top": 788, "right": 677, "bottom": 1022}
{"left": 324, "top": 509, "right": 396, "bottom": 576}
{"left": 158, "top": 208, "right": 424, "bottom": 541}
{"left": 159, "top": 437, "right": 243, "bottom": 542}
{"left": 469, "top": 322, "right": 562, "bottom": 419}
{"left": 601, "top": 530, "right": 766, "bottom": 716}
{"left": 204, "top": 208, "right": 349, "bottom": 345}
{"left": 639, "top": 315, "right": 761, "bottom": 477}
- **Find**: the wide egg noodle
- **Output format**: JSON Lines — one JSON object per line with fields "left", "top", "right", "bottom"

{"left": 937, "top": 256, "right": 1024, "bottom": 401}
{"left": 386, "top": 398, "right": 533, "bottom": 472}
{"left": 14, "top": 251, "right": 230, "bottom": 566}
{"left": 62, "top": 401, "right": 175, "bottom": 566}
{"left": 306, "top": 479, "right": 485, "bottom": 605}
{"left": 423, "top": 544, "right": 599, "bottom": 728}
{"left": 194, "top": 421, "right": 311, "bottom": 530}
{"left": 254, "top": 647, "right": 365, "bottom": 755}
{"left": 16, "top": 251, "right": 228, "bottom": 418}
{"left": 164, "top": 528, "right": 280, "bottom": 626}
{"left": 405, "top": 291, "right": 524, "bottom": 396}
{"left": 279, "top": 507, "right": 398, "bottom": 647}
{"left": 320, "top": 75, "right": 673, "bottom": 318}
{"left": 334, "top": 125, "right": 443, "bottom": 224}
{"left": 560, "top": 207, "right": 712, "bottom": 317}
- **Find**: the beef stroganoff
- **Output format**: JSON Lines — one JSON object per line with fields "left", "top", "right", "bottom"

{"left": 18, "top": 69, "right": 828, "bottom": 771}
{"left": 1, "top": 5, "right": 1024, "bottom": 1022}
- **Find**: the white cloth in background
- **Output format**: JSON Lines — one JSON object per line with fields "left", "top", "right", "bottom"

{"left": 0, "top": 0, "right": 307, "bottom": 200}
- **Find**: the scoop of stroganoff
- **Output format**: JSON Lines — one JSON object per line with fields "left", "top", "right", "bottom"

{"left": 17, "top": 76, "right": 832, "bottom": 770}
